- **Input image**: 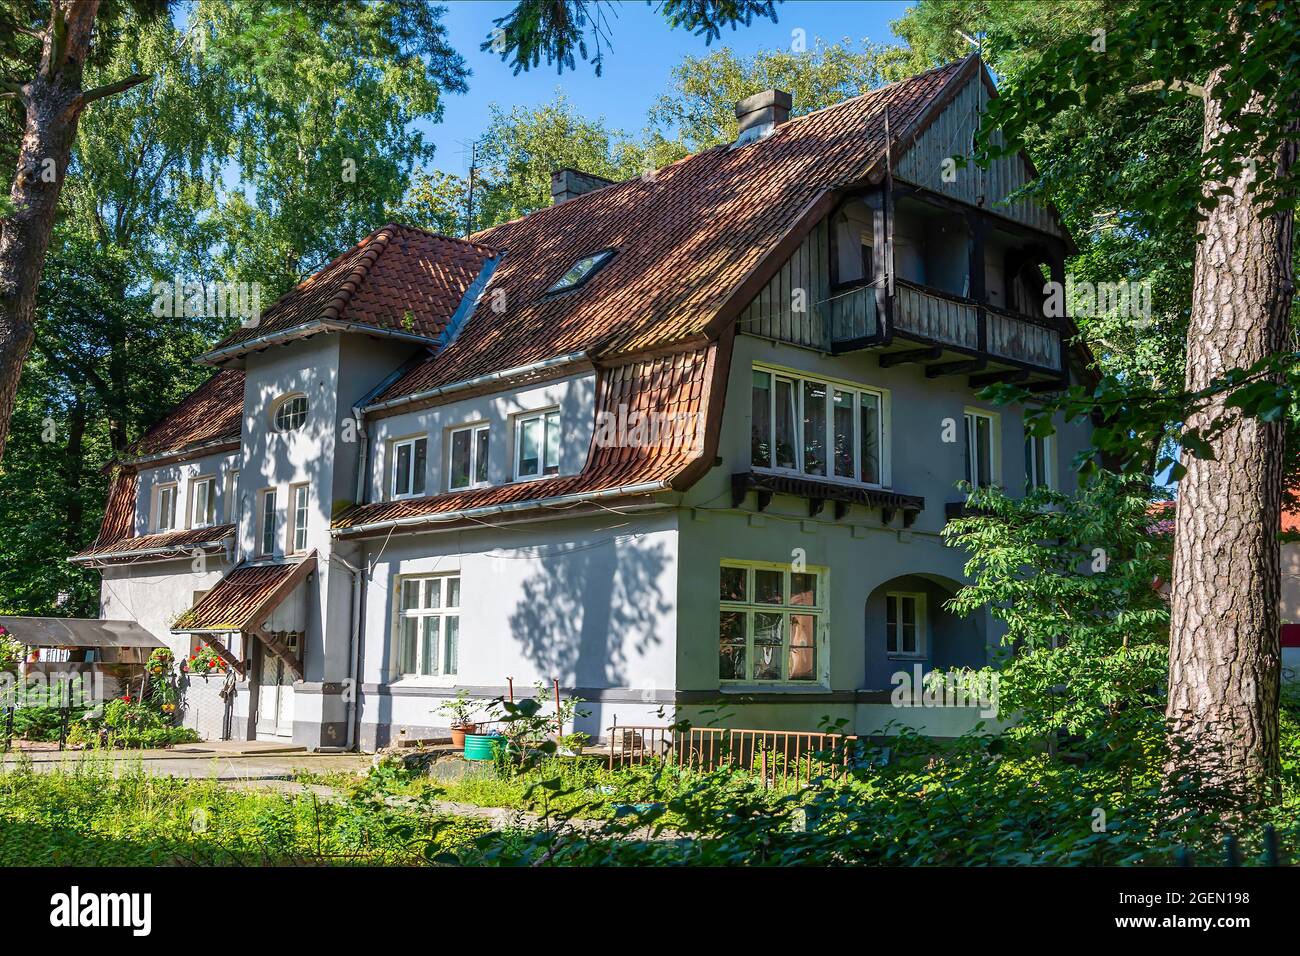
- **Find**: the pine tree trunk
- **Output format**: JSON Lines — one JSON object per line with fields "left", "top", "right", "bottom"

{"left": 0, "top": 1, "right": 102, "bottom": 463}
{"left": 1166, "top": 66, "right": 1296, "bottom": 802}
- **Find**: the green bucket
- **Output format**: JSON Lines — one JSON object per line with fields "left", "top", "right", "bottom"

{"left": 463, "top": 733, "right": 507, "bottom": 761}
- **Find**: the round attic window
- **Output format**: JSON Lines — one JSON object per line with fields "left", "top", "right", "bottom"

{"left": 272, "top": 394, "right": 308, "bottom": 432}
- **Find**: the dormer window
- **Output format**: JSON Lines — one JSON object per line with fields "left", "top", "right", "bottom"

{"left": 545, "top": 249, "right": 615, "bottom": 295}
{"left": 392, "top": 436, "right": 428, "bottom": 499}
{"left": 272, "top": 394, "right": 308, "bottom": 432}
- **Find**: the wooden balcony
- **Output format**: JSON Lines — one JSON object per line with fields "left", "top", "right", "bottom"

{"left": 827, "top": 279, "right": 1064, "bottom": 378}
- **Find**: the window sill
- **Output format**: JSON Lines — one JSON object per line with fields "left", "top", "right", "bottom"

{"left": 751, "top": 466, "right": 888, "bottom": 492}
{"left": 448, "top": 482, "right": 492, "bottom": 494}
{"left": 719, "top": 683, "right": 829, "bottom": 694}
{"left": 390, "top": 675, "right": 460, "bottom": 688}
{"left": 886, "top": 653, "right": 927, "bottom": 661}
{"left": 510, "top": 472, "right": 562, "bottom": 486}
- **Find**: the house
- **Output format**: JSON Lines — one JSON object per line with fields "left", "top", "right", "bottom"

{"left": 66, "top": 56, "right": 1093, "bottom": 750}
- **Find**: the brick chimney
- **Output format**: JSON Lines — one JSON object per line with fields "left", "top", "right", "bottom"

{"left": 735, "top": 89, "right": 793, "bottom": 145}
{"left": 551, "top": 168, "right": 616, "bottom": 205}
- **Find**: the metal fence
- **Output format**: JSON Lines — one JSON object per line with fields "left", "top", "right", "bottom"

{"left": 606, "top": 723, "right": 866, "bottom": 787}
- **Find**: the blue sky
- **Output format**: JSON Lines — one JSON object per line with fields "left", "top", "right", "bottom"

{"left": 422, "top": 0, "right": 913, "bottom": 174}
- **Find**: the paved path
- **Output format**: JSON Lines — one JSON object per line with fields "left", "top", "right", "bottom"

{"left": 1, "top": 746, "right": 372, "bottom": 781}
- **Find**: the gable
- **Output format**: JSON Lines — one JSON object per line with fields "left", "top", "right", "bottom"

{"left": 894, "top": 69, "right": 1065, "bottom": 239}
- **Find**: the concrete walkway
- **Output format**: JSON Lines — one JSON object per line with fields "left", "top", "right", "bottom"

{"left": 1, "top": 745, "right": 372, "bottom": 781}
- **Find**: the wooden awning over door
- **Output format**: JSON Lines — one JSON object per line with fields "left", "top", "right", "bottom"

{"left": 170, "top": 551, "right": 317, "bottom": 679}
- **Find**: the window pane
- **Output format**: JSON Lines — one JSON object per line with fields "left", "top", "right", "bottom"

{"left": 421, "top": 617, "right": 440, "bottom": 676}
{"left": 964, "top": 415, "right": 975, "bottom": 486}
{"left": 753, "top": 613, "right": 782, "bottom": 680}
{"left": 751, "top": 371, "right": 772, "bottom": 468}
{"left": 395, "top": 443, "right": 411, "bottom": 496}
{"left": 261, "top": 492, "right": 276, "bottom": 554}
{"left": 400, "top": 579, "right": 421, "bottom": 611}
{"left": 399, "top": 617, "right": 418, "bottom": 674}
{"left": 802, "top": 380, "right": 827, "bottom": 476}
{"left": 902, "top": 597, "right": 916, "bottom": 626}
{"left": 976, "top": 417, "right": 992, "bottom": 487}
{"left": 775, "top": 378, "right": 797, "bottom": 469}
{"left": 444, "top": 616, "right": 459, "bottom": 675}
{"left": 446, "top": 577, "right": 460, "bottom": 608}
{"left": 1024, "top": 435, "right": 1033, "bottom": 487}
{"left": 544, "top": 412, "right": 560, "bottom": 475}
{"left": 790, "top": 572, "right": 816, "bottom": 606}
{"left": 475, "top": 429, "right": 490, "bottom": 485}
{"left": 425, "top": 578, "right": 441, "bottom": 609}
{"left": 902, "top": 623, "right": 917, "bottom": 654}
{"left": 719, "top": 610, "right": 747, "bottom": 680}
{"left": 886, "top": 595, "right": 898, "bottom": 653}
{"left": 450, "top": 429, "right": 472, "bottom": 489}
{"left": 755, "top": 569, "right": 783, "bottom": 604}
{"left": 413, "top": 438, "right": 427, "bottom": 495}
{"left": 720, "top": 566, "right": 747, "bottom": 603}
{"left": 860, "top": 393, "right": 881, "bottom": 484}
{"left": 1034, "top": 436, "right": 1046, "bottom": 488}
{"left": 788, "top": 614, "right": 816, "bottom": 681}
{"left": 833, "top": 389, "right": 855, "bottom": 478}
{"left": 519, "top": 418, "right": 540, "bottom": 475}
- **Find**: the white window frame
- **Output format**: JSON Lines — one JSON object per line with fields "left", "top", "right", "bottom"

{"left": 963, "top": 407, "right": 1001, "bottom": 488}
{"left": 750, "top": 363, "right": 889, "bottom": 489}
{"left": 257, "top": 488, "right": 278, "bottom": 557}
{"left": 271, "top": 393, "right": 308, "bottom": 433}
{"left": 718, "top": 560, "right": 827, "bottom": 687}
{"left": 224, "top": 469, "right": 240, "bottom": 524}
{"left": 154, "top": 482, "right": 178, "bottom": 532}
{"left": 390, "top": 436, "right": 428, "bottom": 500}
{"left": 1025, "top": 431, "right": 1053, "bottom": 491}
{"left": 514, "top": 409, "right": 561, "bottom": 481}
{"left": 448, "top": 423, "right": 490, "bottom": 491}
{"left": 289, "top": 482, "right": 309, "bottom": 554}
{"left": 189, "top": 475, "right": 216, "bottom": 529}
{"left": 885, "top": 591, "right": 927, "bottom": 659}
{"left": 393, "top": 574, "right": 461, "bottom": 679}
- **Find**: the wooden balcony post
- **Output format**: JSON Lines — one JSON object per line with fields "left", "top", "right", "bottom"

{"left": 968, "top": 212, "right": 988, "bottom": 353}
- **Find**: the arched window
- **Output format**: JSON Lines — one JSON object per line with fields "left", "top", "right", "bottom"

{"left": 272, "top": 394, "right": 308, "bottom": 432}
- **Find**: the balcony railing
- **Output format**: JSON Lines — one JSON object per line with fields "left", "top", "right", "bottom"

{"left": 742, "top": 278, "right": 1064, "bottom": 374}
{"left": 892, "top": 280, "right": 980, "bottom": 351}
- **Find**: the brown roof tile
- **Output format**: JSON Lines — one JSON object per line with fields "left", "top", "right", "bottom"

{"left": 202, "top": 224, "right": 496, "bottom": 359}
{"left": 72, "top": 524, "right": 234, "bottom": 563}
{"left": 374, "top": 59, "right": 968, "bottom": 404}
{"left": 332, "top": 342, "right": 721, "bottom": 534}
{"left": 126, "top": 369, "right": 244, "bottom": 460}
{"left": 172, "top": 557, "right": 310, "bottom": 632}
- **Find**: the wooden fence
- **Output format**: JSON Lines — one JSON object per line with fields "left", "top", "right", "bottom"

{"left": 606, "top": 724, "right": 866, "bottom": 787}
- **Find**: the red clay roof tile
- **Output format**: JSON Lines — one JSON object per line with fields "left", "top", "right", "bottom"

{"left": 171, "top": 559, "right": 304, "bottom": 632}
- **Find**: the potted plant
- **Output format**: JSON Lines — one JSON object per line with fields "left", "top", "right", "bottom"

{"left": 436, "top": 690, "right": 480, "bottom": 749}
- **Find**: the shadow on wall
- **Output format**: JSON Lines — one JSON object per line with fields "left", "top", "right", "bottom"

{"left": 863, "top": 573, "right": 985, "bottom": 690}
{"left": 508, "top": 532, "right": 671, "bottom": 694}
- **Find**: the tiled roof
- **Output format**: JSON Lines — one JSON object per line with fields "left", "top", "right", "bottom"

{"left": 91, "top": 467, "right": 138, "bottom": 550}
{"left": 332, "top": 342, "right": 724, "bottom": 534}
{"left": 201, "top": 224, "right": 496, "bottom": 360}
{"left": 171, "top": 556, "right": 311, "bottom": 632}
{"left": 373, "top": 58, "right": 970, "bottom": 404}
{"left": 72, "top": 525, "right": 234, "bottom": 563}
{"left": 124, "top": 369, "right": 244, "bottom": 460}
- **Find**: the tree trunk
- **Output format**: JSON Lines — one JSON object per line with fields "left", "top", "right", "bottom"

{"left": 0, "top": 1, "right": 101, "bottom": 464}
{"left": 1166, "top": 66, "right": 1296, "bottom": 802}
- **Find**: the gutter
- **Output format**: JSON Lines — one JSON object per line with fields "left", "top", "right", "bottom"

{"left": 121, "top": 437, "right": 240, "bottom": 469}
{"left": 332, "top": 481, "right": 672, "bottom": 539}
{"left": 361, "top": 351, "right": 591, "bottom": 417}
{"left": 197, "top": 320, "right": 441, "bottom": 366}
{"left": 68, "top": 535, "right": 233, "bottom": 565}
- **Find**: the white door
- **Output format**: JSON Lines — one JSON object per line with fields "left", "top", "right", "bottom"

{"left": 255, "top": 652, "right": 294, "bottom": 739}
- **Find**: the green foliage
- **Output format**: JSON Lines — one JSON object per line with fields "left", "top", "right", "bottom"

{"left": 0, "top": 626, "right": 20, "bottom": 675}
{"left": 941, "top": 473, "right": 1171, "bottom": 741}
{"left": 70, "top": 697, "right": 200, "bottom": 750}
{"left": 0, "top": 759, "right": 490, "bottom": 866}
{"left": 483, "top": 0, "right": 779, "bottom": 77}
{"left": 644, "top": 38, "right": 911, "bottom": 155}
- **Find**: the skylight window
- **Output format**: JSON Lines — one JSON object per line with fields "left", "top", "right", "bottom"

{"left": 545, "top": 249, "right": 615, "bottom": 295}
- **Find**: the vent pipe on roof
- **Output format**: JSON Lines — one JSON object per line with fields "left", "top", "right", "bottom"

{"left": 734, "top": 89, "right": 793, "bottom": 145}
{"left": 551, "top": 168, "right": 616, "bottom": 205}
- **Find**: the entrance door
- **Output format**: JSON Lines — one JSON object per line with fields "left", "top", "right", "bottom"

{"left": 255, "top": 651, "right": 295, "bottom": 739}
